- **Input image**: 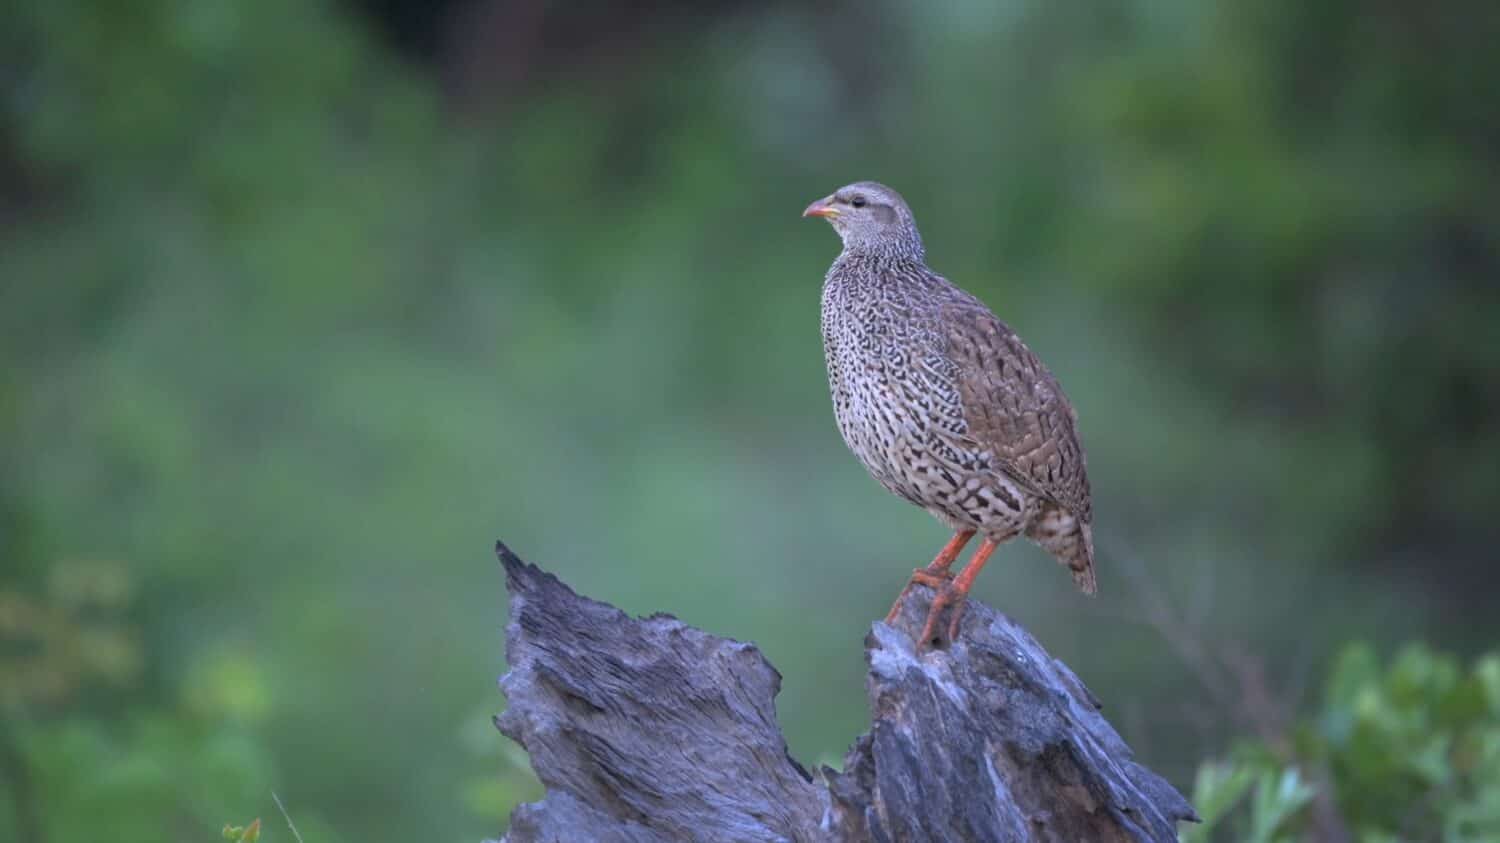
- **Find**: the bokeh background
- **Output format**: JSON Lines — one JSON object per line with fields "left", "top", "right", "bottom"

{"left": 3, "top": 1, "right": 1498, "bottom": 840}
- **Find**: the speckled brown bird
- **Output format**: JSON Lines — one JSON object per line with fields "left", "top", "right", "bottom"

{"left": 804, "top": 181, "right": 1096, "bottom": 648}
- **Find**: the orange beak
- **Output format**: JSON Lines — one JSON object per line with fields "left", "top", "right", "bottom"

{"left": 802, "top": 199, "right": 840, "bottom": 219}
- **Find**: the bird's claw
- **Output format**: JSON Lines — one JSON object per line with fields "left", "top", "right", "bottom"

{"left": 916, "top": 582, "right": 969, "bottom": 652}
{"left": 883, "top": 566, "right": 956, "bottom": 625}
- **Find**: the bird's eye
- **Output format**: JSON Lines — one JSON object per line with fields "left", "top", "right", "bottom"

{"left": 851, "top": 196, "right": 867, "bottom": 208}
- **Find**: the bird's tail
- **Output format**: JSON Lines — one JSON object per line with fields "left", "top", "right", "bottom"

{"left": 1068, "top": 522, "right": 1098, "bottom": 595}
{"left": 1028, "top": 511, "right": 1097, "bottom": 595}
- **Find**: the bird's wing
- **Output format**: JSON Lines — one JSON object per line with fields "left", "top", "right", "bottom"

{"left": 935, "top": 285, "right": 1092, "bottom": 522}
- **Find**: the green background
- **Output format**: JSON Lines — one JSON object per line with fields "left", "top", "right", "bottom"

{"left": 3, "top": 1, "right": 1496, "bottom": 840}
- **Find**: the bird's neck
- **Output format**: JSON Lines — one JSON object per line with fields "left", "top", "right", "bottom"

{"left": 831, "top": 245, "right": 928, "bottom": 281}
{"left": 823, "top": 250, "right": 933, "bottom": 317}
{"left": 838, "top": 232, "right": 925, "bottom": 263}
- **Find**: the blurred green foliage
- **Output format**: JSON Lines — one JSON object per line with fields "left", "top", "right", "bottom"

{"left": 2, "top": 0, "right": 1496, "bottom": 839}
{"left": 1185, "top": 643, "right": 1500, "bottom": 842}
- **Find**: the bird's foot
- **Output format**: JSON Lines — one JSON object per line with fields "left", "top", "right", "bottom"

{"left": 883, "top": 567, "right": 955, "bottom": 625}
{"left": 916, "top": 582, "right": 969, "bottom": 651}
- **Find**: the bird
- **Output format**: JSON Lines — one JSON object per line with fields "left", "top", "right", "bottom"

{"left": 803, "top": 181, "right": 1096, "bottom": 649}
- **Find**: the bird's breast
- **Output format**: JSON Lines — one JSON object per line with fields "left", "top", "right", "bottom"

{"left": 822, "top": 278, "right": 968, "bottom": 504}
{"left": 819, "top": 264, "right": 1035, "bottom": 533}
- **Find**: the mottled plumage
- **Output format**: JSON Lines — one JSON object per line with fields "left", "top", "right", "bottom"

{"left": 805, "top": 181, "right": 1095, "bottom": 645}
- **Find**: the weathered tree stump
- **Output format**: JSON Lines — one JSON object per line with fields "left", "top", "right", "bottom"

{"left": 492, "top": 541, "right": 1196, "bottom": 842}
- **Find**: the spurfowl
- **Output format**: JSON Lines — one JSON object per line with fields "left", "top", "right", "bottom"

{"left": 804, "top": 181, "right": 1096, "bottom": 649}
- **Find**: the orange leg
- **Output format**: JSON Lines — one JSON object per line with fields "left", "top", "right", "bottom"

{"left": 884, "top": 529, "right": 976, "bottom": 624}
{"left": 917, "top": 537, "right": 999, "bottom": 648}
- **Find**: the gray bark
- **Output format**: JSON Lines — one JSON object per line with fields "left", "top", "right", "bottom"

{"left": 492, "top": 541, "right": 1196, "bottom": 843}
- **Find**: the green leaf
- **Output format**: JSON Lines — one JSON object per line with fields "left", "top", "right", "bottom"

{"left": 1245, "top": 768, "right": 1314, "bottom": 843}
{"left": 1179, "top": 761, "right": 1257, "bottom": 843}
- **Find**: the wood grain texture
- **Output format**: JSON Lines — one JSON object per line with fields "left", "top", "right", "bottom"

{"left": 491, "top": 542, "right": 1194, "bottom": 843}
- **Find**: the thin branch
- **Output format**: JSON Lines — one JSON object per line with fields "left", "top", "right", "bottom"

{"left": 1102, "top": 533, "right": 1352, "bottom": 843}
{"left": 1107, "top": 534, "right": 1237, "bottom": 708}
{"left": 272, "top": 791, "right": 305, "bottom": 843}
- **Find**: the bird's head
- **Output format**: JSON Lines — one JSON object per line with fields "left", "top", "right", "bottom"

{"left": 803, "top": 181, "right": 924, "bottom": 258}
